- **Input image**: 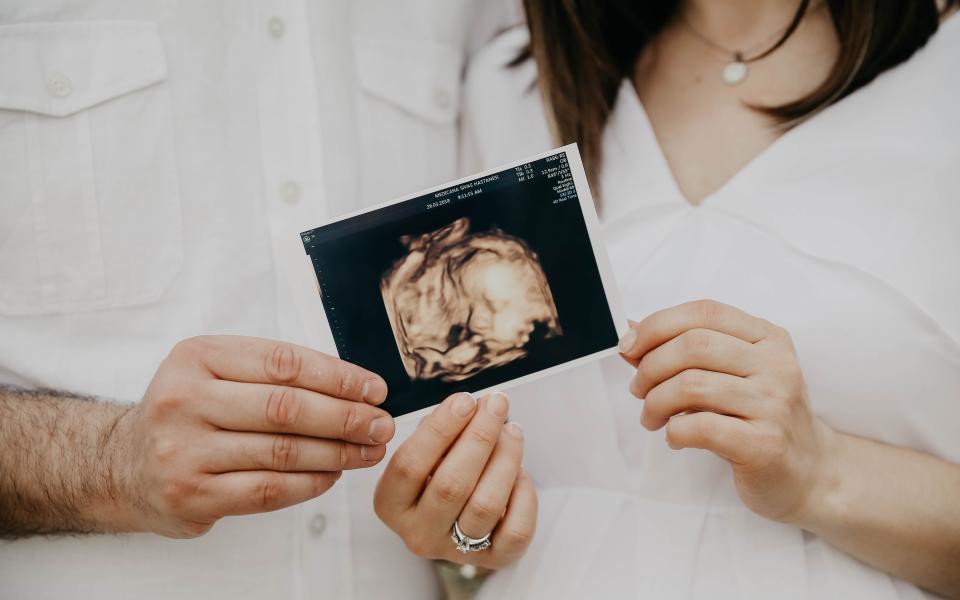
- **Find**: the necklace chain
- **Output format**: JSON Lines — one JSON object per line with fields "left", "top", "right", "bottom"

{"left": 681, "top": 20, "right": 787, "bottom": 62}
{"left": 680, "top": 1, "right": 817, "bottom": 64}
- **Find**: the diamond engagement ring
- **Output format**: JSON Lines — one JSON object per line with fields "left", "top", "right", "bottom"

{"left": 451, "top": 520, "right": 493, "bottom": 554}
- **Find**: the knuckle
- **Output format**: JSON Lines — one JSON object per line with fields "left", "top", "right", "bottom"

{"left": 771, "top": 323, "right": 793, "bottom": 343}
{"left": 421, "top": 417, "right": 451, "bottom": 443}
{"left": 678, "top": 369, "right": 706, "bottom": 399}
{"left": 170, "top": 335, "right": 218, "bottom": 364}
{"left": 265, "top": 343, "right": 303, "bottom": 384}
{"left": 466, "top": 427, "right": 497, "bottom": 450}
{"left": 664, "top": 420, "right": 681, "bottom": 448}
{"left": 151, "top": 396, "right": 181, "bottom": 418}
{"left": 160, "top": 477, "right": 197, "bottom": 512}
{"left": 169, "top": 338, "right": 192, "bottom": 359}
{"left": 466, "top": 496, "right": 503, "bottom": 523}
{"left": 642, "top": 402, "right": 667, "bottom": 428}
{"left": 682, "top": 329, "right": 713, "bottom": 357}
{"left": 170, "top": 336, "right": 201, "bottom": 359}
{"left": 340, "top": 403, "right": 362, "bottom": 439}
{"left": 270, "top": 435, "right": 299, "bottom": 471}
{"left": 255, "top": 474, "right": 286, "bottom": 511}
{"left": 152, "top": 434, "right": 179, "bottom": 465}
{"left": 336, "top": 364, "right": 353, "bottom": 399}
{"left": 641, "top": 387, "right": 666, "bottom": 421}
{"left": 694, "top": 299, "right": 722, "bottom": 324}
{"left": 149, "top": 385, "right": 188, "bottom": 417}
{"left": 404, "top": 532, "right": 437, "bottom": 559}
{"left": 390, "top": 451, "right": 423, "bottom": 483}
{"left": 434, "top": 476, "right": 471, "bottom": 505}
{"left": 497, "top": 524, "right": 535, "bottom": 551}
{"left": 632, "top": 360, "right": 653, "bottom": 395}
{"left": 265, "top": 386, "right": 303, "bottom": 429}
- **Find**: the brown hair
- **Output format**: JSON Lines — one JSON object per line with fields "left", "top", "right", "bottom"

{"left": 517, "top": 0, "right": 957, "bottom": 188}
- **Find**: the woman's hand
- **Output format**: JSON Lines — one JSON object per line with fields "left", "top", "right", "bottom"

{"left": 618, "top": 299, "right": 836, "bottom": 524}
{"left": 374, "top": 392, "right": 537, "bottom": 568}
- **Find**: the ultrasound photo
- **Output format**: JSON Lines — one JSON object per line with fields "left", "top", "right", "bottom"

{"left": 381, "top": 217, "right": 562, "bottom": 383}
{"left": 300, "top": 146, "right": 623, "bottom": 416}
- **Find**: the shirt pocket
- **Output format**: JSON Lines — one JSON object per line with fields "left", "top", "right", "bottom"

{"left": 0, "top": 21, "right": 183, "bottom": 315}
{"left": 353, "top": 35, "right": 463, "bottom": 200}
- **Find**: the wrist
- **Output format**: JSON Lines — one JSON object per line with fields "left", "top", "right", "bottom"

{"left": 795, "top": 421, "right": 855, "bottom": 536}
{"left": 86, "top": 404, "right": 146, "bottom": 533}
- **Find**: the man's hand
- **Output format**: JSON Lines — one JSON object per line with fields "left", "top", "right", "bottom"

{"left": 0, "top": 336, "right": 394, "bottom": 539}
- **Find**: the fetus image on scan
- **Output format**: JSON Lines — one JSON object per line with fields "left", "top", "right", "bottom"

{"left": 380, "top": 217, "right": 562, "bottom": 382}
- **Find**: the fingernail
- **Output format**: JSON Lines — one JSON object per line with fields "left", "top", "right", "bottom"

{"left": 360, "top": 444, "right": 381, "bottom": 461}
{"left": 618, "top": 327, "right": 638, "bottom": 353}
{"left": 505, "top": 421, "right": 523, "bottom": 440}
{"left": 487, "top": 392, "right": 509, "bottom": 418}
{"left": 452, "top": 392, "right": 477, "bottom": 417}
{"left": 368, "top": 416, "right": 392, "bottom": 443}
{"left": 361, "top": 378, "right": 388, "bottom": 405}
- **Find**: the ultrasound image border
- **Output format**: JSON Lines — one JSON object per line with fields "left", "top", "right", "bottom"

{"left": 293, "top": 143, "right": 628, "bottom": 419}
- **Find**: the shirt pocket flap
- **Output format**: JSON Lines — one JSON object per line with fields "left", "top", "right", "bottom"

{"left": 0, "top": 21, "right": 167, "bottom": 118}
{"left": 354, "top": 36, "right": 462, "bottom": 125}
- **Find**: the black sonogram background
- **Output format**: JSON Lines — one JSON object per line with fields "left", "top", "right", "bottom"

{"left": 302, "top": 153, "right": 618, "bottom": 416}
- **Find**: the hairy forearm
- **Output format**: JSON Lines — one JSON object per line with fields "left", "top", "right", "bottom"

{"left": 801, "top": 429, "right": 960, "bottom": 599}
{"left": 0, "top": 386, "right": 135, "bottom": 539}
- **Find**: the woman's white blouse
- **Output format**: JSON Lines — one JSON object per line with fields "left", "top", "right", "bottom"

{"left": 461, "top": 17, "right": 960, "bottom": 600}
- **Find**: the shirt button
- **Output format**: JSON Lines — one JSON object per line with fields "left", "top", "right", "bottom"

{"left": 309, "top": 513, "right": 327, "bottom": 538}
{"left": 433, "top": 89, "right": 451, "bottom": 110}
{"left": 280, "top": 180, "right": 301, "bottom": 203}
{"left": 460, "top": 564, "right": 478, "bottom": 579}
{"left": 47, "top": 73, "right": 73, "bottom": 98}
{"left": 267, "top": 16, "right": 286, "bottom": 39}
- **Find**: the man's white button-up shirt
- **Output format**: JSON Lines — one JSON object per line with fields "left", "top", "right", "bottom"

{"left": 0, "top": 1, "right": 520, "bottom": 598}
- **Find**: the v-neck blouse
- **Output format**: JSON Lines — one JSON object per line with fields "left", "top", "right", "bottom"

{"left": 460, "top": 17, "right": 960, "bottom": 600}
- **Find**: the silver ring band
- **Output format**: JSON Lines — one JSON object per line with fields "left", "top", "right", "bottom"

{"left": 450, "top": 520, "right": 493, "bottom": 553}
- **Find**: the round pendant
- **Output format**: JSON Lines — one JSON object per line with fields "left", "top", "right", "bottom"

{"left": 722, "top": 61, "right": 748, "bottom": 86}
